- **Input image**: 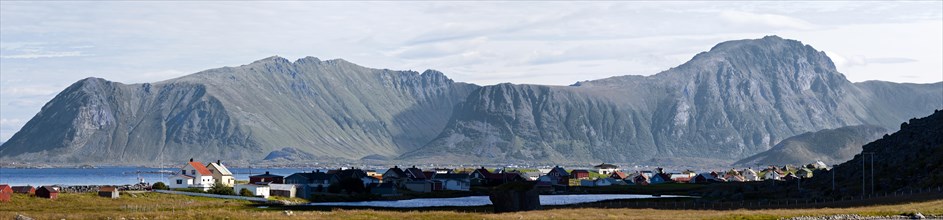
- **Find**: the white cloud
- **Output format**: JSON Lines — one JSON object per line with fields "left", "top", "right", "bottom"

{"left": 719, "top": 10, "right": 818, "bottom": 30}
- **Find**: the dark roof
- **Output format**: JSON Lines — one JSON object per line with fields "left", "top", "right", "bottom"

{"left": 432, "top": 173, "right": 470, "bottom": 180}
{"left": 333, "top": 169, "right": 368, "bottom": 179}
{"left": 250, "top": 171, "right": 284, "bottom": 178}
{"left": 405, "top": 167, "right": 426, "bottom": 179}
{"left": 38, "top": 186, "right": 59, "bottom": 193}
{"left": 11, "top": 186, "right": 34, "bottom": 193}
{"left": 474, "top": 167, "right": 493, "bottom": 176}
{"left": 287, "top": 171, "right": 332, "bottom": 182}
{"left": 594, "top": 163, "right": 619, "bottom": 169}
{"left": 570, "top": 169, "right": 590, "bottom": 174}
{"left": 385, "top": 166, "right": 407, "bottom": 177}
{"left": 548, "top": 166, "right": 570, "bottom": 177}
{"left": 610, "top": 171, "right": 628, "bottom": 179}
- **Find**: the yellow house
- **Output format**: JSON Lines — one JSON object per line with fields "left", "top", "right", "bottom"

{"left": 206, "top": 160, "right": 235, "bottom": 187}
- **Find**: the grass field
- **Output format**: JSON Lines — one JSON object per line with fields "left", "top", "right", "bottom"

{"left": 2, "top": 192, "right": 941, "bottom": 219}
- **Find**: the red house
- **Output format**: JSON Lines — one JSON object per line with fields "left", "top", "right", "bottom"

{"left": 0, "top": 185, "right": 12, "bottom": 202}
{"left": 249, "top": 171, "right": 284, "bottom": 184}
{"left": 12, "top": 186, "right": 35, "bottom": 195}
{"left": 570, "top": 170, "right": 590, "bottom": 179}
{"left": 36, "top": 186, "right": 59, "bottom": 199}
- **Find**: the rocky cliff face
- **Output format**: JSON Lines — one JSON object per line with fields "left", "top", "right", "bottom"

{"left": 0, "top": 57, "right": 477, "bottom": 164}
{"left": 807, "top": 109, "right": 943, "bottom": 195}
{"left": 403, "top": 36, "right": 942, "bottom": 164}
{"left": 733, "top": 125, "right": 887, "bottom": 167}
{"left": 1, "top": 36, "right": 940, "bottom": 165}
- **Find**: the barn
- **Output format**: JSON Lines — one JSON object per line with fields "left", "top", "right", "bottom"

{"left": 98, "top": 186, "right": 120, "bottom": 199}
{"left": 36, "top": 186, "right": 59, "bottom": 199}
{"left": 0, "top": 185, "right": 12, "bottom": 202}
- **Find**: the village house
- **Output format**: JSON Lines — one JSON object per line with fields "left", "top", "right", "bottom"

{"left": 610, "top": 171, "right": 628, "bottom": 180}
{"left": 570, "top": 169, "right": 590, "bottom": 179}
{"left": 796, "top": 168, "right": 814, "bottom": 179}
{"left": 404, "top": 180, "right": 434, "bottom": 193}
{"left": 431, "top": 173, "right": 471, "bottom": 191}
{"left": 269, "top": 183, "right": 296, "bottom": 198}
{"left": 206, "top": 160, "right": 235, "bottom": 187}
{"left": 404, "top": 166, "right": 427, "bottom": 180}
{"left": 382, "top": 166, "right": 409, "bottom": 187}
{"left": 169, "top": 159, "right": 215, "bottom": 190}
{"left": 235, "top": 184, "right": 270, "bottom": 198}
{"left": 544, "top": 166, "right": 571, "bottom": 186}
{"left": 742, "top": 168, "right": 760, "bottom": 181}
{"left": 98, "top": 186, "right": 119, "bottom": 199}
{"left": 469, "top": 167, "right": 491, "bottom": 186}
{"left": 285, "top": 170, "right": 333, "bottom": 199}
{"left": 593, "top": 163, "right": 619, "bottom": 175}
{"left": 633, "top": 173, "right": 651, "bottom": 185}
{"left": 36, "top": 186, "right": 58, "bottom": 199}
{"left": 0, "top": 185, "right": 11, "bottom": 202}
{"left": 11, "top": 186, "right": 35, "bottom": 195}
{"left": 669, "top": 173, "right": 692, "bottom": 183}
{"left": 330, "top": 169, "right": 371, "bottom": 186}
{"left": 249, "top": 171, "right": 285, "bottom": 184}
{"left": 649, "top": 173, "right": 674, "bottom": 184}
{"left": 762, "top": 168, "right": 784, "bottom": 180}
{"left": 369, "top": 182, "right": 398, "bottom": 196}
{"left": 487, "top": 172, "right": 526, "bottom": 186}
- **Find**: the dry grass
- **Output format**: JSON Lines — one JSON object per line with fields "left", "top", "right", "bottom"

{"left": 1, "top": 192, "right": 941, "bottom": 220}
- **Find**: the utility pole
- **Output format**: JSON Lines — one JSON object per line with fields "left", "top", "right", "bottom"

{"left": 861, "top": 152, "right": 875, "bottom": 197}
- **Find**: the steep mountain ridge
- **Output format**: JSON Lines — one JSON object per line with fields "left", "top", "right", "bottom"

{"left": 404, "top": 36, "right": 941, "bottom": 163}
{"left": 0, "top": 57, "right": 478, "bottom": 164}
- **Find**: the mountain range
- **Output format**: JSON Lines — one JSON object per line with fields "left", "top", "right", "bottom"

{"left": 1, "top": 36, "right": 940, "bottom": 165}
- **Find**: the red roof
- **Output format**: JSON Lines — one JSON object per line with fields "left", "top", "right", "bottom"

{"left": 189, "top": 161, "right": 212, "bottom": 175}
{"left": 0, "top": 184, "right": 11, "bottom": 193}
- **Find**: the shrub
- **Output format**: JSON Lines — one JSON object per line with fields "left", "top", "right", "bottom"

{"left": 239, "top": 188, "right": 254, "bottom": 197}
{"left": 208, "top": 183, "right": 235, "bottom": 195}
{"left": 152, "top": 182, "right": 170, "bottom": 190}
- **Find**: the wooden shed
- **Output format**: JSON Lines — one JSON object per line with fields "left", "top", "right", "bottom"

{"left": 36, "top": 186, "right": 59, "bottom": 199}
{"left": 98, "top": 186, "right": 119, "bottom": 199}
{"left": 0, "top": 184, "right": 12, "bottom": 202}
{"left": 12, "top": 186, "right": 36, "bottom": 195}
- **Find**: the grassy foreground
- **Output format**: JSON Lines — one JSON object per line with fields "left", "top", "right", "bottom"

{"left": 1, "top": 192, "right": 941, "bottom": 220}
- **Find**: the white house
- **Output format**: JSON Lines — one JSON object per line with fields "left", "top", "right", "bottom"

{"left": 269, "top": 184, "right": 296, "bottom": 198}
{"left": 742, "top": 168, "right": 760, "bottom": 181}
{"left": 431, "top": 173, "right": 471, "bottom": 191}
{"left": 593, "top": 163, "right": 619, "bottom": 175}
{"left": 170, "top": 159, "right": 215, "bottom": 190}
{"left": 235, "top": 184, "right": 270, "bottom": 198}
{"left": 580, "top": 178, "right": 614, "bottom": 187}
{"left": 168, "top": 174, "right": 194, "bottom": 189}
{"left": 764, "top": 170, "right": 783, "bottom": 181}
{"left": 206, "top": 160, "right": 235, "bottom": 187}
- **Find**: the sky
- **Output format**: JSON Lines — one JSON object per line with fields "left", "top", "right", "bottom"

{"left": 1, "top": 1, "right": 941, "bottom": 141}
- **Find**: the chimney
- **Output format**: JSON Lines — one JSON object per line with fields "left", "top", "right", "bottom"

{"left": 189, "top": 158, "right": 193, "bottom": 162}
{"left": 217, "top": 160, "right": 221, "bottom": 165}
{"left": 265, "top": 171, "right": 269, "bottom": 175}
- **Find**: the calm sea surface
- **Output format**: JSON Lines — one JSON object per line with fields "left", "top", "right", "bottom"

{"left": 0, "top": 167, "right": 335, "bottom": 186}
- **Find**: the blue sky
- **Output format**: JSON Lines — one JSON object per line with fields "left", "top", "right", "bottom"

{"left": 1, "top": 1, "right": 941, "bottom": 141}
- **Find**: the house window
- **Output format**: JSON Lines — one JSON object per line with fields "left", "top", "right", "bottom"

{"left": 181, "top": 170, "right": 185, "bottom": 174}
{"left": 191, "top": 170, "right": 195, "bottom": 175}
{"left": 177, "top": 180, "right": 183, "bottom": 184}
